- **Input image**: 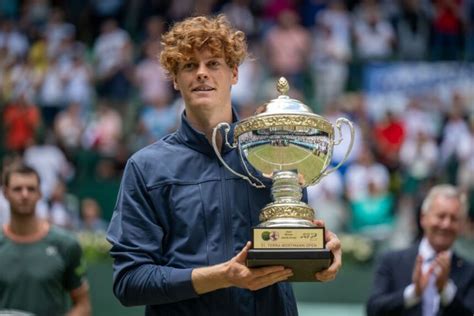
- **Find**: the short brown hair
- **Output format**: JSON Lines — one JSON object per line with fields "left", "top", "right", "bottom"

{"left": 160, "top": 14, "right": 247, "bottom": 76}
{"left": 2, "top": 163, "right": 40, "bottom": 187}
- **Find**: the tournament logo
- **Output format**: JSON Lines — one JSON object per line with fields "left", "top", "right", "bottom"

{"left": 261, "top": 231, "right": 279, "bottom": 241}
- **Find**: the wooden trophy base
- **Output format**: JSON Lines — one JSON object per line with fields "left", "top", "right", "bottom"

{"left": 247, "top": 248, "right": 332, "bottom": 282}
{"left": 246, "top": 226, "right": 332, "bottom": 282}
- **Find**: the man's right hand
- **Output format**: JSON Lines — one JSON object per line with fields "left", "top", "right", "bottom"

{"left": 412, "top": 255, "right": 435, "bottom": 296}
{"left": 223, "top": 241, "right": 293, "bottom": 291}
{"left": 191, "top": 241, "right": 293, "bottom": 294}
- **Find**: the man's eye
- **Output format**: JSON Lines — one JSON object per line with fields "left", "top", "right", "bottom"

{"left": 209, "top": 61, "right": 220, "bottom": 67}
{"left": 182, "top": 63, "right": 195, "bottom": 70}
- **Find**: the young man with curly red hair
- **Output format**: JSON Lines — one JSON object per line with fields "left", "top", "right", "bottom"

{"left": 107, "top": 15, "right": 341, "bottom": 315}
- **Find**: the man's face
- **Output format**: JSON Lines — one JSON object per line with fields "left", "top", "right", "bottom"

{"left": 3, "top": 173, "right": 41, "bottom": 217}
{"left": 421, "top": 195, "right": 463, "bottom": 252}
{"left": 173, "top": 49, "right": 238, "bottom": 114}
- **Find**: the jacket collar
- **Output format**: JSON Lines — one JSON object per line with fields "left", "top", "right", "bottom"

{"left": 177, "top": 108, "right": 240, "bottom": 157}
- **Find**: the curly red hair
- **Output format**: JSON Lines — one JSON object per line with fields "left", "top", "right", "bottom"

{"left": 160, "top": 15, "right": 247, "bottom": 77}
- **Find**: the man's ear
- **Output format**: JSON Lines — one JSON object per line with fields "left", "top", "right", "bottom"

{"left": 173, "top": 78, "right": 179, "bottom": 91}
{"left": 420, "top": 213, "right": 427, "bottom": 231}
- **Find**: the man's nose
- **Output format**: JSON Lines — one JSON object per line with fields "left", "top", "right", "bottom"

{"left": 440, "top": 217, "right": 453, "bottom": 228}
{"left": 196, "top": 63, "right": 209, "bottom": 80}
{"left": 20, "top": 188, "right": 29, "bottom": 197}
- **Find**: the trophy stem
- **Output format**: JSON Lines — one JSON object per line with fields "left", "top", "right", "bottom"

{"left": 272, "top": 171, "right": 302, "bottom": 203}
{"left": 258, "top": 170, "right": 315, "bottom": 227}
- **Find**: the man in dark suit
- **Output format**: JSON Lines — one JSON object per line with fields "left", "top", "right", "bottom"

{"left": 366, "top": 184, "right": 474, "bottom": 316}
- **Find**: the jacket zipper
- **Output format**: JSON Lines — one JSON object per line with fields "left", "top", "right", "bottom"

{"left": 218, "top": 156, "right": 235, "bottom": 315}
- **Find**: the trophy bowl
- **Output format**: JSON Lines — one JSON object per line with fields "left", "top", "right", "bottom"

{"left": 212, "top": 78, "right": 354, "bottom": 281}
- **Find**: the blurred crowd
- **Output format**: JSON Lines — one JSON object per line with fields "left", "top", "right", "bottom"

{"left": 0, "top": 0, "right": 473, "bottom": 247}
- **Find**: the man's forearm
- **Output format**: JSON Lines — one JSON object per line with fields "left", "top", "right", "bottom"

{"left": 191, "top": 263, "right": 231, "bottom": 294}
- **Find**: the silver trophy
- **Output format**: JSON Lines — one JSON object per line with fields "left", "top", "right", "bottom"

{"left": 212, "top": 78, "right": 354, "bottom": 281}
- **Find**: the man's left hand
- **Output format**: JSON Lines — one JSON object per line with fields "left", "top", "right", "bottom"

{"left": 434, "top": 251, "right": 451, "bottom": 292}
{"left": 313, "top": 220, "right": 341, "bottom": 282}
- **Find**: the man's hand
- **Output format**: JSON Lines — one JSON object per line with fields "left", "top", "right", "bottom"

{"left": 434, "top": 251, "right": 451, "bottom": 292}
{"left": 191, "top": 242, "right": 293, "bottom": 294}
{"left": 223, "top": 241, "right": 294, "bottom": 291}
{"left": 412, "top": 255, "right": 435, "bottom": 296}
{"left": 313, "top": 220, "right": 342, "bottom": 282}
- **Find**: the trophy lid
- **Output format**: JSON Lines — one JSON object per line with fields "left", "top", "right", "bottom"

{"left": 257, "top": 77, "right": 315, "bottom": 115}
{"left": 234, "top": 77, "right": 333, "bottom": 140}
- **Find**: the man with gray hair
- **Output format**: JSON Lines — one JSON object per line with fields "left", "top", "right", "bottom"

{"left": 366, "top": 184, "right": 474, "bottom": 316}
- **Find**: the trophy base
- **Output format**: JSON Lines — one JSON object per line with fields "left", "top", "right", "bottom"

{"left": 247, "top": 248, "right": 332, "bottom": 282}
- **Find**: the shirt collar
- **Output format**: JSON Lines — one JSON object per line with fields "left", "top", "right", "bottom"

{"left": 419, "top": 237, "right": 452, "bottom": 262}
{"left": 177, "top": 108, "right": 240, "bottom": 157}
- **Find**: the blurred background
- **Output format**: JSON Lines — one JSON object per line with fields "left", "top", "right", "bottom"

{"left": 0, "top": 0, "right": 473, "bottom": 315}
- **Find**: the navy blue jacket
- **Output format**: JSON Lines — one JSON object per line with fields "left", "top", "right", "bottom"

{"left": 107, "top": 112, "right": 298, "bottom": 316}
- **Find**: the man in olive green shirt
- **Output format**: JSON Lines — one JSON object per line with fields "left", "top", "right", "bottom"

{"left": 0, "top": 163, "right": 91, "bottom": 316}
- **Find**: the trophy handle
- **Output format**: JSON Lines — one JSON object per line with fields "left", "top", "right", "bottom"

{"left": 321, "top": 117, "right": 355, "bottom": 177}
{"left": 212, "top": 122, "right": 265, "bottom": 188}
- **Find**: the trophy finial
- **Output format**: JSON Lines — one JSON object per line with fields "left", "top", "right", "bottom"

{"left": 277, "top": 77, "right": 289, "bottom": 95}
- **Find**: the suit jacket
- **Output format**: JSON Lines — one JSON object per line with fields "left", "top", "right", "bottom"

{"left": 366, "top": 244, "right": 474, "bottom": 316}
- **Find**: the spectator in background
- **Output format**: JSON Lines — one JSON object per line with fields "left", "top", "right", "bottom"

{"left": 373, "top": 110, "right": 405, "bottom": 171}
{"left": 439, "top": 94, "right": 470, "bottom": 173}
{"left": 136, "top": 15, "right": 165, "bottom": 58}
{"left": 0, "top": 163, "right": 91, "bottom": 315}
{"left": 37, "top": 55, "right": 67, "bottom": 125}
{"left": 366, "top": 184, "right": 474, "bottom": 316}
{"left": 311, "top": 0, "right": 351, "bottom": 110}
{"left": 228, "top": 40, "right": 263, "bottom": 116}
{"left": 63, "top": 51, "right": 94, "bottom": 110}
{"left": 353, "top": 1, "right": 395, "bottom": 60}
{"left": 2, "top": 56, "right": 41, "bottom": 105}
{"left": 54, "top": 101, "right": 87, "bottom": 156}
{"left": 134, "top": 41, "right": 172, "bottom": 108}
{"left": 43, "top": 7, "right": 76, "bottom": 59}
{"left": 262, "top": 0, "right": 297, "bottom": 23}
{"left": 221, "top": 0, "right": 258, "bottom": 38}
{"left": 28, "top": 30, "right": 49, "bottom": 74}
{"left": 136, "top": 98, "right": 180, "bottom": 145}
{"left": 92, "top": 18, "right": 133, "bottom": 110}
{"left": 345, "top": 144, "right": 390, "bottom": 203}
{"left": 345, "top": 143, "right": 393, "bottom": 239}
{"left": 456, "top": 115, "right": 474, "bottom": 192}
{"left": 431, "top": 0, "right": 464, "bottom": 60}
{"left": 400, "top": 130, "right": 439, "bottom": 198}
{"left": 78, "top": 198, "right": 108, "bottom": 233}
{"left": 23, "top": 132, "right": 74, "bottom": 200}
{"left": 45, "top": 179, "right": 79, "bottom": 230}
{"left": 21, "top": 0, "right": 50, "bottom": 28}
{"left": 393, "top": 0, "right": 431, "bottom": 60}
{"left": 402, "top": 98, "right": 439, "bottom": 141}
{"left": 2, "top": 92, "right": 42, "bottom": 153}
{"left": 0, "top": 18, "right": 29, "bottom": 60}
{"left": 263, "top": 9, "right": 311, "bottom": 95}
{"left": 81, "top": 102, "right": 123, "bottom": 157}
{"left": 350, "top": 180, "right": 394, "bottom": 239}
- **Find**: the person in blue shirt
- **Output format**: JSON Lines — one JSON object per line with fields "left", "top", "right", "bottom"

{"left": 106, "top": 14, "right": 342, "bottom": 316}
